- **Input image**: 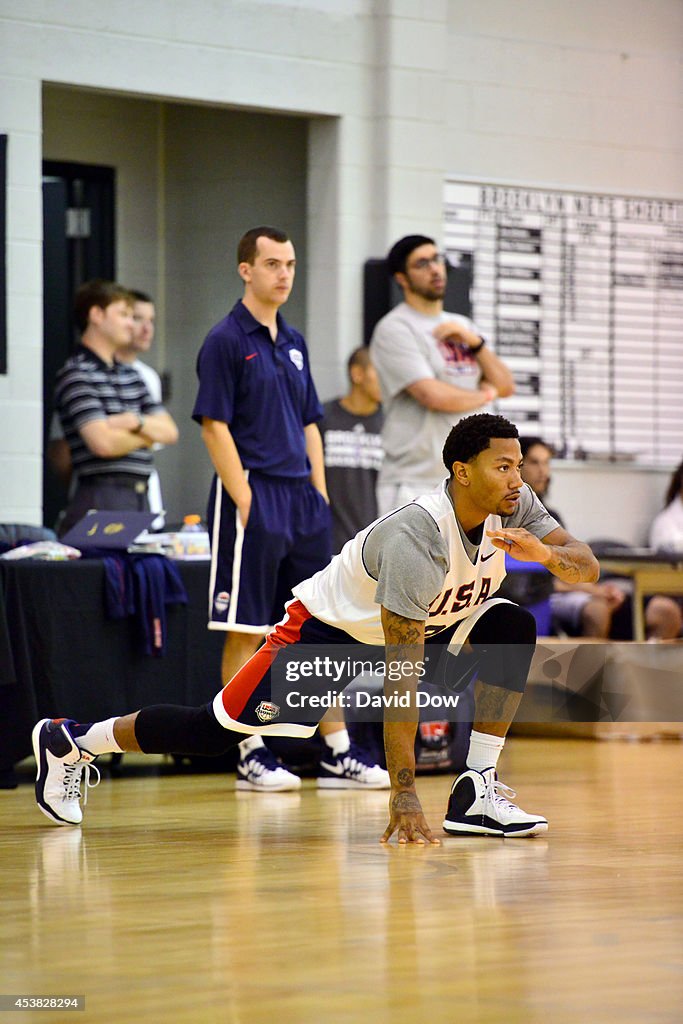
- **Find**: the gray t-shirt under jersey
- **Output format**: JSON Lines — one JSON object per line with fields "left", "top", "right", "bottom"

{"left": 362, "top": 482, "right": 560, "bottom": 621}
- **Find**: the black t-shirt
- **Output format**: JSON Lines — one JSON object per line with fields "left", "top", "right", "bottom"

{"left": 319, "top": 399, "right": 384, "bottom": 552}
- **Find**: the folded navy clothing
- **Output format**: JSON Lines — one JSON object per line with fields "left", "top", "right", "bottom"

{"left": 84, "top": 550, "right": 188, "bottom": 656}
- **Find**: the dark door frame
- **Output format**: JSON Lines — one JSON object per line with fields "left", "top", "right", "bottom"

{"left": 42, "top": 160, "right": 116, "bottom": 528}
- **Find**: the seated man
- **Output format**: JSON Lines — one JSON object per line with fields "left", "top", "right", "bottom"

{"left": 517, "top": 437, "right": 626, "bottom": 637}
{"left": 32, "top": 414, "right": 599, "bottom": 842}
{"left": 520, "top": 437, "right": 681, "bottom": 640}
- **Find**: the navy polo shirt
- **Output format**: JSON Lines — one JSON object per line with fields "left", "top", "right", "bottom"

{"left": 192, "top": 300, "right": 324, "bottom": 479}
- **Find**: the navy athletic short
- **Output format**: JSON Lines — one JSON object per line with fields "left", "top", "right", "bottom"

{"left": 211, "top": 600, "right": 515, "bottom": 738}
{"left": 207, "top": 471, "right": 332, "bottom": 633}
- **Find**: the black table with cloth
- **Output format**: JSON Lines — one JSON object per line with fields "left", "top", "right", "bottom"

{"left": 0, "top": 558, "right": 223, "bottom": 775}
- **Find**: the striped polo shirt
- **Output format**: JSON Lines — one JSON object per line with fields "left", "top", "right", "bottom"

{"left": 54, "top": 345, "right": 163, "bottom": 480}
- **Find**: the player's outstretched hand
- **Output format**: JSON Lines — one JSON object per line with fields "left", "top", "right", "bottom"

{"left": 486, "top": 527, "right": 548, "bottom": 564}
{"left": 380, "top": 790, "right": 441, "bottom": 845}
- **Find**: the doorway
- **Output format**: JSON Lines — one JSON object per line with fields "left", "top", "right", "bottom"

{"left": 42, "top": 161, "right": 115, "bottom": 528}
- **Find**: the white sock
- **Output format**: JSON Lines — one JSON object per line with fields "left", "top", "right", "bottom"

{"left": 323, "top": 728, "right": 350, "bottom": 757}
{"left": 466, "top": 730, "right": 505, "bottom": 773}
{"left": 75, "top": 718, "right": 123, "bottom": 755}
{"left": 239, "top": 734, "right": 265, "bottom": 756}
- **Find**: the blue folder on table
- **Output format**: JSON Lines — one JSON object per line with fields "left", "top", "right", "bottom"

{"left": 60, "top": 510, "right": 157, "bottom": 552}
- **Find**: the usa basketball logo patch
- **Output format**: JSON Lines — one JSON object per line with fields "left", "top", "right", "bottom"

{"left": 288, "top": 348, "right": 304, "bottom": 371}
{"left": 214, "top": 591, "right": 230, "bottom": 613}
{"left": 255, "top": 701, "right": 280, "bottom": 723}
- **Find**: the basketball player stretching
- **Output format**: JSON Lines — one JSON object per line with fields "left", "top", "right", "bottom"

{"left": 33, "top": 414, "right": 599, "bottom": 843}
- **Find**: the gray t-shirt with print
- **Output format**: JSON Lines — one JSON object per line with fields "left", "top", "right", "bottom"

{"left": 369, "top": 302, "right": 486, "bottom": 489}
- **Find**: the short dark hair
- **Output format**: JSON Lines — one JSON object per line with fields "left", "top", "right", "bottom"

{"left": 128, "top": 289, "right": 153, "bottom": 304}
{"left": 73, "top": 279, "right": 132, "bottom": 333}
{"left": 347, "top": 346, "right": 370, "bottom": 379}
{"left": 386, "top": 235, "right": 435, "bottom": 276}
{"left": 237, "top": 226, "right": 290, "bottom": 265}
{"left": 442, "top": 414, "right": 519, "bottom": 474}
{"left": 519, "top": 436, "right": 553, "bottom": 459}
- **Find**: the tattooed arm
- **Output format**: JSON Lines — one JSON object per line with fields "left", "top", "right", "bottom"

{"left": 486, "top": 525, "right": 599, "bottom": 584}
{"left": 380, "top": 607, "right": 440, "bottom": 846}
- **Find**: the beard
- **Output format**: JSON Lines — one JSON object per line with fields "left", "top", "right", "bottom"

{"left": 406, "top": 276, "right": 446, "bottom": 302}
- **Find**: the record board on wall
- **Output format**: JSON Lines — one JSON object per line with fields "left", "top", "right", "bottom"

{"left": 444, "top": 178, "right": 683, "bottom": 468}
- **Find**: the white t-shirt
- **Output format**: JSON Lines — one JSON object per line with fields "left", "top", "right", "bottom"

{"left": 370, "top": 302, "right": 485, "bottom": 489}
{"left": 649, "top": 495, "right": 683, "bottom": 553}
{"left": 131, "top": 360, "right": 165, "bottom": 524}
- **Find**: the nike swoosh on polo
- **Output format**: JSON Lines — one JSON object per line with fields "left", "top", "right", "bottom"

{"left": 319, "top": 760, "right": 345, "bottom": 775}
{"left": 245, "top": 352, "right": 259, "bottom": 361}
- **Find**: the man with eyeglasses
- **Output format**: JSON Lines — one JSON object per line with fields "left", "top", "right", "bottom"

{"left": 370, "top": 235, "right": 515, "bottom": 515}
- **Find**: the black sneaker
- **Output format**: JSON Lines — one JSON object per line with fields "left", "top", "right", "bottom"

{"left": 443, "top": 768, "right": 548, "bottom": 838}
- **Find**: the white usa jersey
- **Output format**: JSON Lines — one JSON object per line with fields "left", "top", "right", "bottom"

{"left": 413, "top": 488, "right": 506, "bottom": 639}
{"left": 293, "top": 482, "right": 536, "bottom": 645}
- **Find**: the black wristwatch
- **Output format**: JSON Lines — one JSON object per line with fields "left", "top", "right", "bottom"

{"left": 469, "top": 337, "right": 486, "bottom": 354}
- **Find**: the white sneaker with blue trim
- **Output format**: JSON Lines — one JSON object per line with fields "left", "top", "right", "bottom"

{"left": 236, "top": 745, "right": 302, "bottom": 791}
{"left": 317, "top": 743, "right": 390, "bottom": 789}
{"left": 32, "top": 719, "right": 100, "bottom": 826}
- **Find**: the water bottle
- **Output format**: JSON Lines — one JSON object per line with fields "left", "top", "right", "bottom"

{"left": 174, "top": 514, "right": 209, "bottom": 558}
{"left": 180, "top": 514, "right": 203, "bottom": 533}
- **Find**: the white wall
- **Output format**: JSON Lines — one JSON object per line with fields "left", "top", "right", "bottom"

{"left": 0, "top": 0, "right": 681, "bottom": 540}
{"left": 43, "top": 86, "right": 162, "bottom": 306}
{"left": 0, "top": 67, "right": 42, "bottom": 522}
{"left": 445, "top": 0, "right": 683, "bottom": 193}
{"left": 550, "top": 462, "right": 671, "bottom": 546}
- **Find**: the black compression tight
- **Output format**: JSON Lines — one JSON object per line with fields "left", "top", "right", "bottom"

{"left": 134, "top": 703, "right": 241, "bottom": 756}
{"left": 454, "top": 603, "right": 537, "bottom": 694}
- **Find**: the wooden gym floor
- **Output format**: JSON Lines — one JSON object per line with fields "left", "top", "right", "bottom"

{"left": 1, "top": 738, "right": 682, "bottom": 1024}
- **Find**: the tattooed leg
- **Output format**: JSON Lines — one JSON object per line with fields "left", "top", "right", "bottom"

{"left": 473, "top": 680, "right": 523, "bottom": 737}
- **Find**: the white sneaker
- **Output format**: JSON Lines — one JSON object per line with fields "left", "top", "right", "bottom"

{"left": 32, "top": 719, "right": 100, "bottom": 826}
{"left": 235, "top": 745, "right": 302, "bottom": 791}
{"left": 442, "top": 767, "right": 548, "bottom": 838}
{"left": 317, "top": 743, "right": 391, "bottom": 789}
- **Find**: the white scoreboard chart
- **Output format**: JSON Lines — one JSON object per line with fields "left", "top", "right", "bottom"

{"left": 443, "top": 179, "right": 683, "bottom": 467}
